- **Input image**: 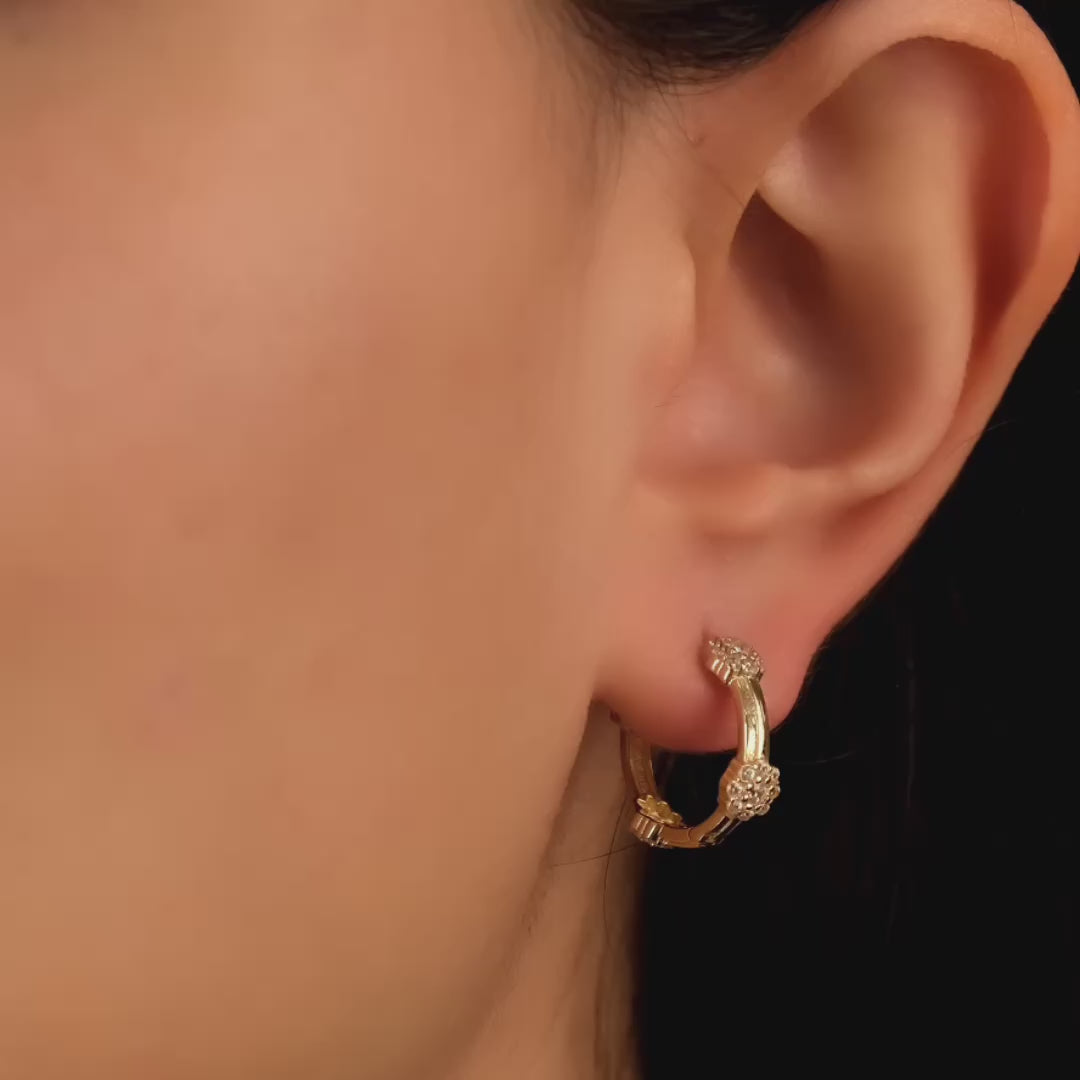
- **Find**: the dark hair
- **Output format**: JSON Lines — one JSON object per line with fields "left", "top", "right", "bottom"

{"left": 569, "top": 0, "right": 1078, "bottom": 1072}
{"left": 572, "top": 0, "right": 829, "bottom": 77}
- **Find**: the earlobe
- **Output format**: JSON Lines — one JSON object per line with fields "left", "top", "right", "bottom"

{"left": 596, "top": 0, "right": 1080, "bottom": 754}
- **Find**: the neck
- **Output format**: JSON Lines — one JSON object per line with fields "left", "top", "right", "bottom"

{"left": 447, "top": 703, "right": 645, "bottom": 1080}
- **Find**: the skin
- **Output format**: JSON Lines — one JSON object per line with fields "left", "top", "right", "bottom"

{"left": 0, "top": 1, "right": 1077, "bottom": 1078}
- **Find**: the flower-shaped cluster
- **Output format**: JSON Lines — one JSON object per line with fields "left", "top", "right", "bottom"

{"left": 720, "top": 760, "right": 780, "bottom": 822}
{"left": 636, "top": 794, "right": 684, "bottom": 828}
{"left": 705, "top": 638, "right": 764, "bottom": 683}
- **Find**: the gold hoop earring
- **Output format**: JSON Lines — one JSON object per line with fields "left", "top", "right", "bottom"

{"left": 621, "top": 637, "right": 780, "bottom": 850}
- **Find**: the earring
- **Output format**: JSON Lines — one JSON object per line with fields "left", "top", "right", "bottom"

{"left": 621, "top": 637, "right": 780, "bottom": 850}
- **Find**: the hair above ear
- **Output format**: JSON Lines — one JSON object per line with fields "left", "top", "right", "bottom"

{"left": 594, "top": 0, "right": 1080, "bottom": 754}
{"left": 571, "top": 0, "right": 830, "bottom": 75}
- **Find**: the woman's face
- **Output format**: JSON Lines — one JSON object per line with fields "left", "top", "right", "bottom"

{"left": 3, "top": 0, "right": 1074, "bottom": 1075}
{"left": 1, "top": 3, "right": 657, "bottom": 1076}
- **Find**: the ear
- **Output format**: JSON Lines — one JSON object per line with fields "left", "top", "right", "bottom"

{"left": 595, "top": 0, "right": 1080, "bottom": 751}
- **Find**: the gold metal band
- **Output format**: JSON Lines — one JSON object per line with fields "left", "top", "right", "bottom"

{"left": 621, "top": 638, "right": 780, "bottom": 850}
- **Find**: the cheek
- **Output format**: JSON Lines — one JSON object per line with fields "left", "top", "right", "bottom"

{"left": 0, "top": 21, "right": 611, "bottom": 1080}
